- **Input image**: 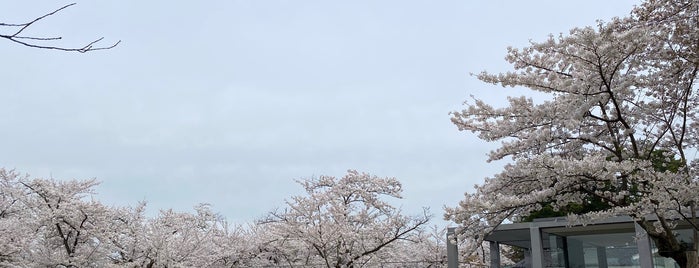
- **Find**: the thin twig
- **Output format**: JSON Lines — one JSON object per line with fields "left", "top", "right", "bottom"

{"left": 11, "top": 3, "right": 77, "bottom": 37}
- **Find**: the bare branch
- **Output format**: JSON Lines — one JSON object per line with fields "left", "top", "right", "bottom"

{"left": 0, "top": 3, "right": 120, "bottom": 53}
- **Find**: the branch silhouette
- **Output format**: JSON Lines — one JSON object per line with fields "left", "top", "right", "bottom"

{"left": 0, "top": 3, "right": 120, "bottom": 53}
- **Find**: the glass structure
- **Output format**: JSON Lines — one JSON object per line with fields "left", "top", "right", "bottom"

{"left": 484, "top": 216, "right": 696, "bottom": 268}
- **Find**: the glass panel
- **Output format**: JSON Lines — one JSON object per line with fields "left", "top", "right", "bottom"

{"left": 543, "top": 232, "right": 567, "bottom": 268}
{"left": 565, "top": 232, "right": 640, "bottom": 268}
{"left": 652, "top": 254, "right": 679, "bottom": 268}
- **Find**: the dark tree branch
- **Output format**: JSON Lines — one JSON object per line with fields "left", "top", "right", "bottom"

{"left": 0, "top": 3, "right": 120, "bottom": 53}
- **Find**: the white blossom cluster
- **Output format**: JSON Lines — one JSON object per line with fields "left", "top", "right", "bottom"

{"left": 446, "top": 0, "right": 699, "bottom": 265}
{"left": 260, "top": 170, "right": 433, "bottom": 267}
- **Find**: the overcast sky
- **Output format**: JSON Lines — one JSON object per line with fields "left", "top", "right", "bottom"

{"left": 1, "top": 1, "right": 640, "bottom": 224}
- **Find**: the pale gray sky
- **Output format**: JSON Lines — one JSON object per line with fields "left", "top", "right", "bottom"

{"left": 1, "top": 1, "right": 639, "bottom": 224}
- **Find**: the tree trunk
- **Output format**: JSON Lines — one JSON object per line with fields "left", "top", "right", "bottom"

{"left": 687, "top": 250, "right": 698, "bottom": 268}
{"left": 639, "top": 219, "right": 698, "bottom": 268}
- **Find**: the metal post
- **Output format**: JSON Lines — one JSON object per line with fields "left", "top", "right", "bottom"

{"left": 447, "top": 227, "right": 459, "bottom": 268}
{"left": 530, "top": 226, "right": 544, "bottom": 268}
{"left": 490, "top": 241, "right": 501, "bottom": 268}
{"left": 597, "top": 246, "right": 608, "bottom": 268}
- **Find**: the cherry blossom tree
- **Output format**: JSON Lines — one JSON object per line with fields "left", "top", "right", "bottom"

{"left": 106, "top": 203, "right": 241, "bottom": 267}
{"left": 145, "top": 205, "right": 230, "bottom": 266}
{"left": 261, "top": 170, "right": 431, "bottom": 268}
{"left": 245, "top": 222, "right": 321, "bottom": 267}
{"left": 0, "top": 169, "right": 116, "bottom": 267}
{"left": 27, "top": 179, "right": 114, "bottom": 267}
{"left": 104, "top": 202, "right": 150, "bottom": 266}
{"left": 0, "top": 169, "right": 33, "bottom": 265}
{"left": 370, "top": 225, "right": 451, "bottom": 267}
{"left": 445, "top": 0, "right": 699, "bottom": 267}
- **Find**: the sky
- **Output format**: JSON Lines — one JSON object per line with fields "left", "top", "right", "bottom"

{"left": 1, "top": 1, "right": 641, "bottom": 225}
